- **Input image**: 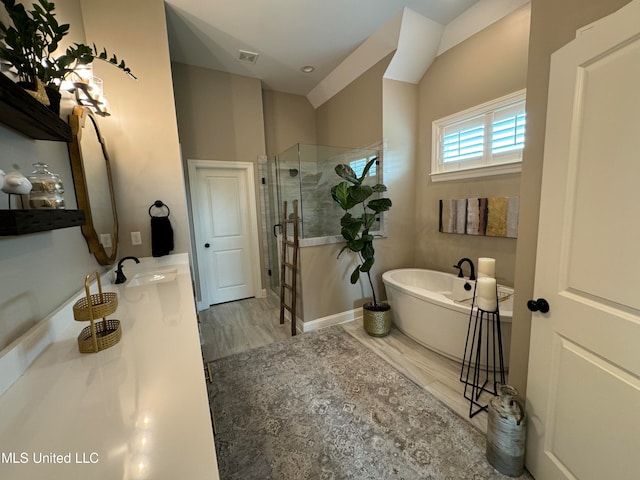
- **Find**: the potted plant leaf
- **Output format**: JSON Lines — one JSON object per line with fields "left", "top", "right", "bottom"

{"left": 0, "top": 0, "right": 135, "bottom": 113}
{"left": 331, "top": 157, "right": 393, "bottom": 336}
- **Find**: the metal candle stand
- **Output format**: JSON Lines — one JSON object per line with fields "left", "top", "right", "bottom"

{"left": 459, "top": 280, "right": 506, "bottom": 417}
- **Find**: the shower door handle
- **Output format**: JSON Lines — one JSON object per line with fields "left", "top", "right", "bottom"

{"left": 273, "top": 223, "right": 282, "bottom": 237}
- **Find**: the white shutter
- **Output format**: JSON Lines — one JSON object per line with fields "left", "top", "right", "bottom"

{"left": 492, "top": 103, "right": 526, "bottom": 160}
{"left": 431, "top": 90, "right": 526, "bottom": 180}
{"left": 442, "top": 114, "right": 485, "bottom": 163}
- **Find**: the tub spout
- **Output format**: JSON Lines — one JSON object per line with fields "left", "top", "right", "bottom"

{"left": 454, "top": 258, "right": 476, "bottom": 281}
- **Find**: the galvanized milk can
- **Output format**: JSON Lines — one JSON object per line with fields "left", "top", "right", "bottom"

{"left": 486, "top": 384, "right": 526, "bottom": 477}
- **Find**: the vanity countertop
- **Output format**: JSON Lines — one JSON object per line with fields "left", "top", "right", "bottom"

{"left": 0, "top": 254, "right": 219, "bottom": 479}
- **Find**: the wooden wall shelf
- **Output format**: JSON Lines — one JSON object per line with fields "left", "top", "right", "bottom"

{"left": 0, "top": 72, "right": 71, "bottom": 142}
{"left": 0, "top": 209, "right": 85, "bottom": 236}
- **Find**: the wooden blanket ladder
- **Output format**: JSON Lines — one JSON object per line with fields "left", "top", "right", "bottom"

{"left": 279, "top": 200, "right": 299, "bottom": 336}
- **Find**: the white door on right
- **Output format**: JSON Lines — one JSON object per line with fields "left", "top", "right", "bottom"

{"left": 526, "top": 2, "right": 640, "bottom": 479}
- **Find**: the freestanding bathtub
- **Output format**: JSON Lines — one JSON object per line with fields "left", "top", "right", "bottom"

{"left": 382, "top": 268, "right": 513, "bottom": 367}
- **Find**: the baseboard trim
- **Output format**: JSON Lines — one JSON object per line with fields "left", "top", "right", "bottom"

{"left": 300, "top": 308, "right": 361, "bottom": 333}
{"left": 197, "top": 288, "right": 268, "bottom": 311}
{"left": 197, "top": 302, "right": 361, "bottom": 333}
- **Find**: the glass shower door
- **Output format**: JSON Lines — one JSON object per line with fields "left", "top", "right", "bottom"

{"left": 277, "top": 145, "right": 303, "bottom": 239}
{"left": 264, "top": 155, "right": 281, "bottom": 294}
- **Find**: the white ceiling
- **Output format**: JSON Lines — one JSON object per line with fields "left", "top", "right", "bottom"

{"left": 164, "top": 0, "right": 481, "bottom": 95}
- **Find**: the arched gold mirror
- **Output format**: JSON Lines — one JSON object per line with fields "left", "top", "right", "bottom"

{"left": 68, "top": 106, "right": 118, "bottom": 265}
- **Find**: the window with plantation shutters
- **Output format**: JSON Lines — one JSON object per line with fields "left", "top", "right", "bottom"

{"left": 349, "top": 155, "right": 377, "bottom": 178}
{"left": 432, "top": 90, "right": 526, "bottom": 181}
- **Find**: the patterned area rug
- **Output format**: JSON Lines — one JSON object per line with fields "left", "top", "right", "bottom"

{"left": 209, "top": 325, "right": 532, "bottom": 480}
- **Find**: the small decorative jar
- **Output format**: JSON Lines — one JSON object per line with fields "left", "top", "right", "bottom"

{"left": 28, "top": 162, "right": 65, "bottom": 209}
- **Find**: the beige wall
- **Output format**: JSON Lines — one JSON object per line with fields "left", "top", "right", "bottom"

{"left": 80, "top": 0, "right": 187, "bottom": 259}
{"left": 262, "top": 90, "right": 316, "bottom": 156}
{"left": 0, "top": 0, "right": 183, "bottom": 349}
{"left": 0, "top": 128, "right": 98, "bottom": 350}
{"left": 508, "top": 0, "right": 633, "bottom": 398}
{"left": 261, "top": 70, "right": 395, "bottom": 322}
{"left": 300, "top": 54, "right": 418, "bottom": 322}
{"left": 415, "top": 4, "right": 530, "bottom": 288}
{"left": 172, "top": 63, "right": 266, "bottom": 163}
{"left": 261, "top": 90, "right": 316, "bottom": 317}
{"left": 0, "top": 3, "right": 95, "bottom": 352}
{"left": 171, "top": 62, "right": 268, "bottom": 293}
{"left": 315, "top": 55, "right": 390, "bottom": 147}
{"left": 300, "top": 56, "right": 388, "bottom": 321}
{"left": 378, "top": 77, "right": 418, "bottom": 283}
{"left": 3, "top": 0, "right": 629, "bottom": 395}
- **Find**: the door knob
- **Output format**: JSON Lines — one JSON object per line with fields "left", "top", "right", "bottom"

{"left": 204, "top": 243, "right": 210, "bottom": 248}
{"left": 527, "top": 298, "right": 550, "bottom": 313}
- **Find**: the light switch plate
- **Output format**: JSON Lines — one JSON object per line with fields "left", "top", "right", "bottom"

{"left": 100, "top": 233, "right": 112, "bottom": 248}
{"left": 131, "top": 231, "right": 142, "bottom": 245}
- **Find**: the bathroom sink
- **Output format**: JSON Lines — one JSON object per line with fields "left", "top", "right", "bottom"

{"left": 127, "top": 269, "right": 177, "bottom": 288}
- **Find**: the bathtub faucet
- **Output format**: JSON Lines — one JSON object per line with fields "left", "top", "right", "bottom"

{"left": 453, "top": 258, "right": 476, "bottom": 281}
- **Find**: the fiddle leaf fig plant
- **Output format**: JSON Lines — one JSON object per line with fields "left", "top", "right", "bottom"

{"left": 331, "top": 157, "right": 392, "bottom": 308}
{"left": 0, "top": 0, "right": 136, "bottom": 89}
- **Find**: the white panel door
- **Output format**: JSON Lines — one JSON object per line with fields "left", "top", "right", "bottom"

{"left": 196, "top": 166, "right": 254, "bottom": 304}
{"left": 526, "top": 2, "right": 640, "bottom": 479}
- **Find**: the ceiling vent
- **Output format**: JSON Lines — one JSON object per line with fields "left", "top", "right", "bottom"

{"left": 237, "top": 49, "right": 259, "bottom": 64}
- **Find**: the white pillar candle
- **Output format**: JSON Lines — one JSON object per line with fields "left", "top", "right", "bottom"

{"left": 478, "top": 257, "right": 496, "bottom": 278}
{"left": 476, "top": 277, "right": 497, "bottom": 311}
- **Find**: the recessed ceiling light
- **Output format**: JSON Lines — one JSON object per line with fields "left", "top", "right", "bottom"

{"left": 300, "top": 65, "right": 315, "bottom": 73}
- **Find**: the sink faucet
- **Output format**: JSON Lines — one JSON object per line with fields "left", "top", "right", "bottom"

{"left": 114, "top": 256, "right": 140, "bottom": 284}
{"left": 453, "top": 257, "right": 476, "bottom": 281}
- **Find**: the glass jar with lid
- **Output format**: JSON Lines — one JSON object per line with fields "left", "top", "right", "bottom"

{"left": 27, "top": 162, "right": 65, "bottom": 209}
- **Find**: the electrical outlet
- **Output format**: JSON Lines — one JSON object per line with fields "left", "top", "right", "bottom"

{"left": 131, "top": 231, "right": 142, "bottom": 245}
{"left": 100, "top": 233, "right": 112, "bottom": 248}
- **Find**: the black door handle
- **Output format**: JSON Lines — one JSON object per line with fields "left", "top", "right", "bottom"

{"left": 204, "top": 243, "right": 210, "bottom": 248}
{"left": 527, "top": 298, "right": 550, "bottom": 313}
{"left": 273, "top": 223, "right": 282, "bottom": 237}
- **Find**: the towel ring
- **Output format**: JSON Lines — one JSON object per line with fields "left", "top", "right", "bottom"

{"left": 149, "top": 200, "right": 170, "bottom": 217}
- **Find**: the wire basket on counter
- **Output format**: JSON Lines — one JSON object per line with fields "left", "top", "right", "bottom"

{"left": 72, "top": 271, "right": 121, "bottom": 353}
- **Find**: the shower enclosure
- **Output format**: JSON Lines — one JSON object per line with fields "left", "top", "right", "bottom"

{"left": 262, "top": 144, "right": 381, "bottom": 294}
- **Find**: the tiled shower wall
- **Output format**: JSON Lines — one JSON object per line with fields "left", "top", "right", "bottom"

{"left": 275, "top": 144, "right": 381, "bottom": 239}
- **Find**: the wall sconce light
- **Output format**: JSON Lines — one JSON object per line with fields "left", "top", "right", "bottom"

{"left": 60, "top": 65, "right": 111, "bottom": 117}
{"left": 74, "top": 77, "right": 110, "bottom": 117}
